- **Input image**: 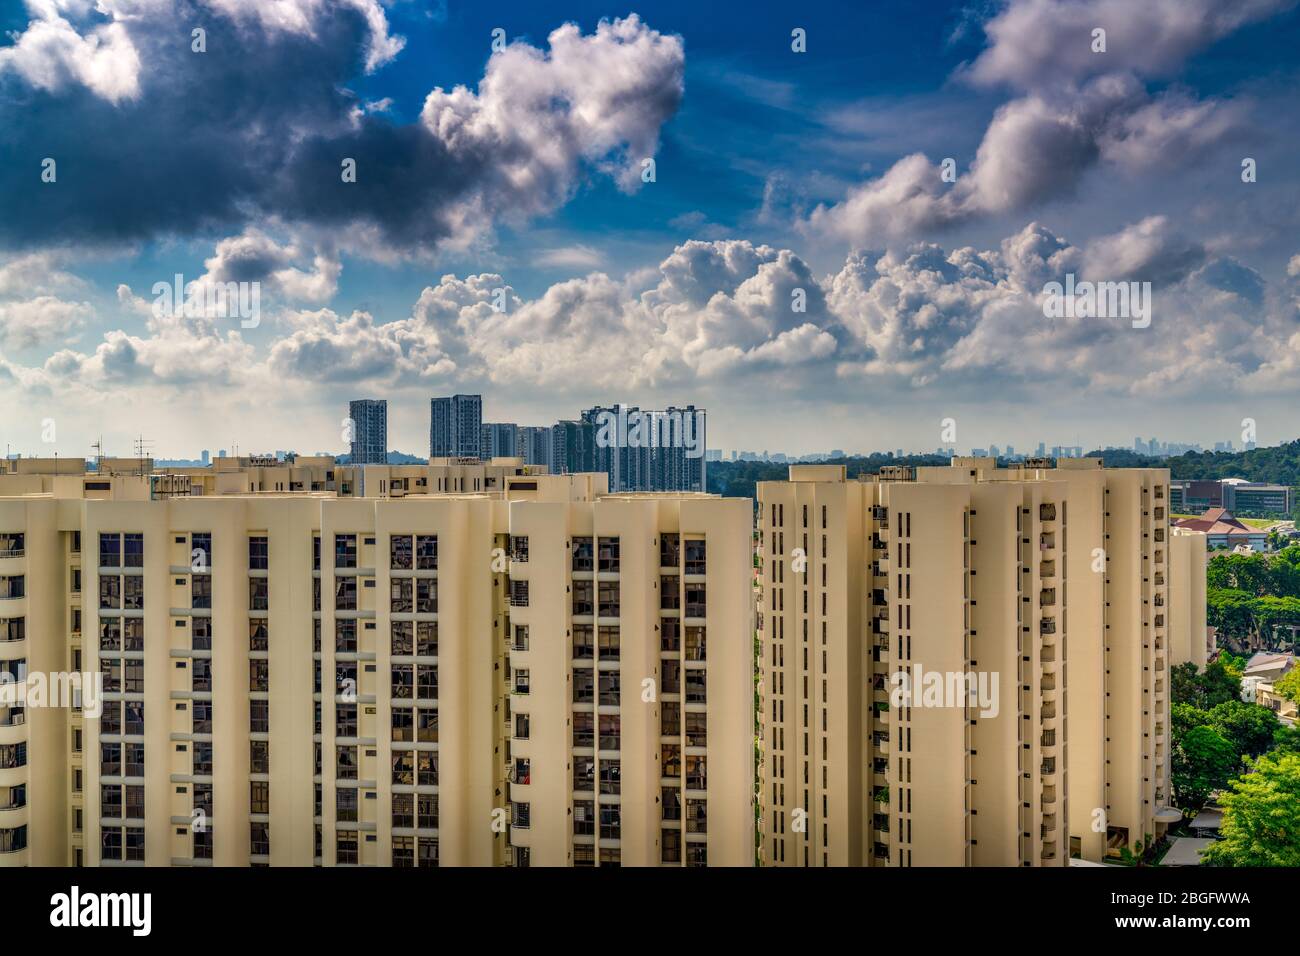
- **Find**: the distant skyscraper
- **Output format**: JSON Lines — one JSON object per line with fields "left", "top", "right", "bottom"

{"left": 580, "top": 404, "right": 706, "bottom": 493}
{"left": 550, "top": 420, "right": 592, "bottom": 475}
{"left": 429, "top": 394, "right": 482, "bottom": 459}
{"left": 200, "top": 449, "right": 210, "bottom": 466}
{"left": 517, "top": 425, "right": 552, "bottom": 468}
{"left": 480, "top": 422, "right": 518, "bottom": 460}
{"left": 348, "top": 399, "right": 388, "bottom": 465}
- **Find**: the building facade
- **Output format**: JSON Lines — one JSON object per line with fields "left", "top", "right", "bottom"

{"left": 348, "top": 400, "right": 388, "bottom": 466}
{"left": 429, "top": 395, "right": 483, "bottom": 460}
{"left": 756, "top": 457, "right": 1197, "bottom": 867}
{"left": 0, "top": 465, "right": 753, "bottom": 867}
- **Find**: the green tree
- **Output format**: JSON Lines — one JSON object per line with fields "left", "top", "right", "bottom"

{"left": 1171, "top": 701, "right": 1209, "bottom": 740}
{"left": 1172, "top": 726, "right": 1239, "bottom": 809}
{"left": 1171, "top": 660, "right": 1241, "bottom": 710}
{"left": 1201, "top": 752, "right": 1300, "bottom": 867}
{"left": 1206, "top": 700, "right": 1280, "bottom": 759}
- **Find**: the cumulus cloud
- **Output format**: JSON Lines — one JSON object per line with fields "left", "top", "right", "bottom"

{"left": 0, "top": 8, "right": 684, "bottom": 255}
{"left": 0, "top": 295, "right": 93, "bottom": 349}
{"left": 961, "top": 0, "right": 1294, "bottom": 90}
{"left": 3, "top": 225, "right": 1298, "bottom": 415}
{"left": 800, "top": 0, "right": 1281, "bottom": 244}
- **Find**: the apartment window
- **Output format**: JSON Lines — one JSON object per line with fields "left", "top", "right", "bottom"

{"left": 392, "top": 664, "right": 414, "bottom": 699}
{"left": 191, "top": 532, "right": 212, "bottom": 569}
{"left": 335, "top": 578, "right": 356, "bottom": 611}
{"left": 573, "top": 669, "right": 594, "bottom": 704}
{"left": 598, "top": 625, "right": 620, "bottom": 659}
{"left": 509, "top": 580, "right": 529, "bottom": 608}
{"left": 391, "top": 708, "right": 413, "bottom": 742}
{"left": 418, "top": 793, "right": 438, "bottom": 829}
{"left": 571, "top": 537, "right": 594, "bottom": 572}
{"left": 123, "top": 575, "right": 144, "bottom": 610}
{"left": 249, "top": 659, "right": 269, "bottom": 692}
{"left": 662, "top": 787, "right": 682, "bottom": 821}
{"left": 600, "top": 804, "right": 621, "bottom": 840}
{"left": 392, "top": 792, "right": 414, "bottom": 828}
{"left": 0, "top": 575, "right": 24, "bottom": 602}
{"left": 684, "top": 539, "right": 707, "bottom": 575}
{"left": 336, "top": 831, "right": 358, "bottom": 864}
{"left": 250, "top": 699, "right": 269, "bottom": 733}
{"left": 391, "top": 621, "right": 412, "bottom": 656}
{"left": 248, "top": 536, "right": 268, "bottom": 570}
{"left": 660, "top": 575, "right": 680, "bottom": 609}
{"left": 415, "top": 535, "right": 438, "bottom": 570}
{"left": 599, "top": 760, "right": 621, "bottom": 795}
{"left": 685, "top": 670, "right": 707, "bottom": 704}
{"left": 513, "top": 668, "right": 530, "bottom": 696}
{"left": 193, "top": 741, "right": 213, "bottom": 775}
{"left": 250, "top": 740, "right": 270, "bottom": 774}
{"left": 98, "top": 576, "right": 120, "bottom": 609}
{"left": 0, "top": 618, "right": 23, "bottom": 643}
{"left": 250, "top": 781, "right": 270, "bottom": 814}
{"left": 390, "top": 535, "right": 413, "bottom": 570}
{"left": 512, "top": 624, "right": 529, "bottom": 652}
{"left": 598, "top": 536, "right": 620, "bottom": 573}
{"left": 123, "top": 534, "right": 144, "bottom": 568}
{"left": 249, "top": 619, "right": 269, "bottom": 651}
{"left": 573, "top": 712, "right": 594, "bottom": 748}
{"left": 572, "top": 624, "right": 593, "bottom": 659}
{"left": 192, "top": 617, "right": 211, "bottom": 651}
{"left": 685, "top": 626, "right": 706, "bottom": 662}
{"left": 662, "top": 829, "right": 682, "bottom": 863}
{"left": 416, "top": 578, "right": 436, "bottom": 613}
{"left": 99, "top": 533, "right": 121, "bottom": 568}
{"left": 598, "top": 581, "right": 620, "bottom": 618}
{"left": 191, "top": 575, "right": 212, "bottom": 609}
{"left": 336, "top": 703, "right": 358, "bottom": 737}
{"left": 392, "top": 836, "right": 415, "bottom": 867}
{"left": 685, "top": 584, "right": 707, "bottom": 618}
{"left": 249, "top": 578, "right": 269, "bottom": 611}
{"left": 660, "top": 533, "right": 680, "bottom": 568}
{"left": 191, "top": 700, "right": 212, "bottom": 734}
{"left": 336, "top": 746, "right": 357, "bottom": 780}
{"left": 338, "top": 790, "right": 358, "bottom": 827}
{"left": 512, "top": 802, "right": 530, "bottom": 829}
{"left": 390, "top": 578, "right": 413, "bottom": 613}
{"left": 510, "top": 536, "right": 529, "bottom": 563}
{"left": 574, "top": 799, "right": 595, "bottom": 835}
{"left": 661, "top": 702, "right": 681, "bottom": 736}
{"left": 0, "top": 533, "right": 23, "bottom": 559}
{"left": 685, "top": 755, "right": 707, "bottom": 790}
{"left": 572, "top": 580, "right": 594, "bottom": 616}
{"left": 599, "top": 714, "right": 620, "bottom": 751}
{"left": 250, "top": 822, "right": 270, "bottom": 857}
{"left": 192, "top": 658, "right": 212, "bottom": 693}
{"left": 416, "top": 665, "right": 437, "bottom": 700}
{"left": 416, "top": 621, "right": 437, "bottom": 656}
{"left": 334, "top": 534, "right": 357, "bottom": 569}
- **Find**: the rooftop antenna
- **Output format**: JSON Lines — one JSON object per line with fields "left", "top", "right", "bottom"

{"left": 133, "top": 435, "right": 153, "bottom": 476}
{"left": 91, "top": 437, "right": 104, "bottom": 472}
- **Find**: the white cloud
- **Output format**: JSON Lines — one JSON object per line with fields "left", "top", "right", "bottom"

{"left": 0, "top": 295, "right": 93, "bottom": 349}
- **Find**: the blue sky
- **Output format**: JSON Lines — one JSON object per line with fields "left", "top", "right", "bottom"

{"left": 2, "top": 0, "right": 1300, "bottom": 458}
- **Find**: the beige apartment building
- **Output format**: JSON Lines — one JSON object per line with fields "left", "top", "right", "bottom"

{"left": 757, "top": 457, "right": 1202, "bottom": 867}
{"left": 0, "top": 463, "right": 752, "bottom": 867}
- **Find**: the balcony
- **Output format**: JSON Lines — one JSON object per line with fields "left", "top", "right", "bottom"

{"left": 1039, "top": 588, "right": 1056, "bottom": 607}
{"left": 1039, "top": 560, "right": 1055, "bottom": 578}
{"left": 1039, "top": 618, "right": 1056, "bottom": 636}
{"left": 1038, "top": 533, "right": 1055, "bottom": 551}
{"left": 1039, "top": 503, "right": 1056, "bottom": 521}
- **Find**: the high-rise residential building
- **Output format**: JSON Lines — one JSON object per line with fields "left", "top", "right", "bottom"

{"left": 517, "top": 426, "right": 552, "bottom": 469}
{"left": 0, "top": 461, "right": 752, "bottom": 867}
{"left": 580, "top": 405, "right": 707, "bottom": 494}
{"left": 348, "top": 399, "right": 389, "bottom": 466}
{"left": 480, "top": 423, "right": 518, "bottom": 460}
{"left": 756, "top": 457, "right": 1200, "bottom": 867}
{"left": 550, "top": 420, "right": 592, "bottom": 476}
{"left": 429, "top": 395, "right": 482, "bottom": 460}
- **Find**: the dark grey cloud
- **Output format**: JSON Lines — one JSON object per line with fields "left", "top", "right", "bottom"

{"left": 0, "top": 4, "right": 684, "bottom": 254}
